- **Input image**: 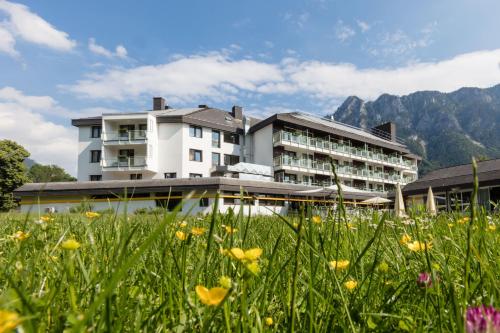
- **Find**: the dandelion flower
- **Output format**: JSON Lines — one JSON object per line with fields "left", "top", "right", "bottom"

{"left": 195, "top": 285, "right": 228, "bottom": 306}
{"left": 399, "top": 234, "right": 411, "bottom": 245}
{"left": 311, "top": 215, "right": 322, "bottom": 224}
{"left": 191, "top": 227, "right": 206, "bottom": 236}
{"left": 406, "top": 241, "right": 432, "bottom": 252}
{"left": 265, "top": 317, "right": 273, "bottom": 326}
{"left": 329, "top": 260, "right": 350, "bottom": 271}
{"left": 344, "top": 279, "right": 358, "bottom": 291}
{"left": 175, "top": 231, "right": 187, "bottom": 241}
{"left": 0, "top": 310, "right": 21, "bottom": 332}
{"left": 224, "top": 225, "right": 238, "bottom": 234}
{"left": 218, "top": 276, "right": 232, "bottom": 289}
{"left": 12, "top": 231, "right": 29, "bottom": 241}
{"left": 61, "top": 239, "right": 81, "bottom": 250}
{"left": 488, "top": 225, "right": 496, "bottom": 232}
{"left": 179, "top": 221, "right": 188, "bottom": 228}
{"left": 85, "top": 211, "right": 100, "bottom": 219}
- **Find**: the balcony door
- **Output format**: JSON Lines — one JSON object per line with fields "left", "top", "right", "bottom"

{"left": 119, "top": 125, "right": 135, "bottom": 139}
{"left": 119, "top": 149, "right": 134, "bottom": 166}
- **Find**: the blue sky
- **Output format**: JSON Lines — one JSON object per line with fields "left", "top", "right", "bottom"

{"left": 1, "top": 0, "right": 500, "bottom": 173}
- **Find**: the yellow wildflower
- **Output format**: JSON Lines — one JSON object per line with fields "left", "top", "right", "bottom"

{"left": 61, "top": 239, "right": 81, "bottom": 250}
{"left": 179, "top": 221, "right": 188, "bottom": 228}
{"left": 12, "top": 231, "right": 29, "bottom": 241}
{"left": 40, "top": 215, "right": 54, "bottom": 223}
{"left": 218, "top": 276, "right": 232, "bottom": 289}
{"left": 347, "top": 223, "right": 356, "bottom": 230}
{"left": 226, "top": 247, "right": 263, "bottom": 262}
{"left": 85, "top": 211, "right": 100, "bottom": 219}
{"left": 406, "top": 241, "right": 432, "bottom": 252}
{"left": 265, "top": 317, "right": 273, "bottom": 326}
{"left": 458, "top": 216, "right": 470, "bottom": 224}
{"left": 0, "top": 310, "right": 21, "bottom": 332}
{"left": 329, "top": 260, "right": 350, "bottom": 271}
{"left": 448, "top": 223, "right": 454, "bottom": 228}
{"left": 195, "top": 285, "right": 228, "bottom": 306}
{"left": 399, "top": 234, "right": 411, "bottom": 245}
{"left": 191, "top": 227, "right": 206, "bottom": 236}
{"left": 224, "top": 225, "right": 238, "bottom": 234}
{"left": 344, "top": 279, "right": 358, "bottom": 291}
{"left": 175, "top": 231, "right": 187, "bottom": 241}
{"left": 246, "top": 261, "right": 261, "bottom": 275}
{"left": 488, "top": 225, "right": 496, "bottom": 231}
{"left": 311, "top": 215, "right": 322, "bottom": 224}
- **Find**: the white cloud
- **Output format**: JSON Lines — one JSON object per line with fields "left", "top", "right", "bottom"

{"left": 0, "top": 0, "right": 75, "bottom": 56}
{"left": 88, "top": 37, "right": 128, "bottom": 59}
{"left": 356, "top": 20, "right": 370, "bottom": 33}
{"left": 0, "top": 24, "right": 17, "bottom": 56}
{"left": 65, "top": 48, "right": 500, "bottom": 103}
{"left": 0, "top": 87, "right": 77, "bottom": 174}
{"left": 335, "top": 20, "right": 356, "bottom": 42}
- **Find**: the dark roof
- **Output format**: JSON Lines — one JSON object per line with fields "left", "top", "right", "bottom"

{"left": 71, "top": 116, "right": 102, "bottom": 127}
{"left": 403, "top": 158, "right": 500, "bottom": 195}
{"left": 14, "top": 177, "right": 377, "bottom": 200}
{"left": 248, "top": 112, "right": 412, "bottom": 154}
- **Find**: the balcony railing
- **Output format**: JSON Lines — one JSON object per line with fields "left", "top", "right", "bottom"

{"left": 273, "top": 130, "right": 417, "bottom": 171}
{"left": 277, "top": 179, "right": 385, "bottom": 193}
{"left": 273, "top": 155, "right": 404, "bottom": 183}
{"left": 102, "top": 130, "right": 147, "bottom": 142}
{"left": 101, "top": 156, "right": 147, "bottom": 168}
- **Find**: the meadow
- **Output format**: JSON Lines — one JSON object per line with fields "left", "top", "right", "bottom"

{"left": 0, "top": 199, "right": 499, "bottom": 332}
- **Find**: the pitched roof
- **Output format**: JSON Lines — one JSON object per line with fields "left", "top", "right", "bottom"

{"left": 403, "top": 158, "right": 500, "bottom": 195}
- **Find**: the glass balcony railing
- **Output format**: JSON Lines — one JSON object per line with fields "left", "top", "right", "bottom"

{"left": 273, "top": 155, "right": 405, "bottom": 183}
{"left": 101, "top": 156, "right": 147, "bottom": 168}
{"left": 273, "top": 130, "right": 417, "bottom": 171}
{"left": 103, "top": 130, "right": 147, "bottom": 142}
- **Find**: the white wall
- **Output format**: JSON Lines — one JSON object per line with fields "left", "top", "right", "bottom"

{"left": 77, "top": 126, "right": 102, "bottom": 181}
{"left": 252, "top": 124, "right": 274, "bottom": 167}
{"left": 156, "top": 123, "right": 184, "bottom": 179}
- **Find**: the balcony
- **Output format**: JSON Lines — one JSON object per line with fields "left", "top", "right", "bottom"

{"left": 101, "top": 156, "right": 150, "bottom": 171}
{"left": 273, "top": 154, "right": 405, "bottom": 184}
{"left": 102, "top": 130, "right": 147, "bottom": 145}
{"left": 273, "top": 130, "right": 417, "bottom": 171}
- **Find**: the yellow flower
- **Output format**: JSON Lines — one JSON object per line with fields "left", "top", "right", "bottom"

{"left": 347, "top": 223, "right": 356, "bottom": 230}
{"left": 40, "top": 215, "right": 54, "bottom": 223}
{"left": 12, "top": 231, "right": 29, "bottom": 241}
{"left": 488, "top": 225, "right": 496, "bottom": 231}
{"left": 406, "top": 241, "right": 432, "bottom": 252}
{"left": 61, "top": 239, "right": 81, "bottom": 250}
{"left": 0, "top": 310, "right": 21, "bottom": 332}
{"left": 447, "top": 223, "right": 454, "bottom": 228}
{"left": 344, "top": 279, "right": 358, "bottom": 291}
{"left": 399, "top": 234, "right": 411, "bottom": 245}
{"left": 224, "top": 225, "right": 238, "bottom": 234}
{"left": 246, "top": 261, "right": 261, "bottom": 275}
{"left": 457, "top": 216, "right": 470, "bottom": 224}
{"left": 195, "top": 285, "right": 228, "bottom": 306}
{"left": 218, "top": 276, "right": 232, "bottom": 289}
{"left": 191, "top": 227, "right": 206, "bottom": 236}
{"left": 175, "top": 231, "right": 187, "bottom": 241}
{"left": 377, "top": 261, "right": 389, "bottom": 273}
{"left": 226, "top": 247, "right": 263, "bottom": 262}
{"left": 85, "top": 211, "right": 100, "bottom": 219}
{"left": 265, "top": 317, "right": 273, "bottom": 326}
{"left": 311, "top": 215, "right": 322, "bottom": 224}
{"left": 179, "top": 221, "right": 188, "bottom": 228}
{"left": 329, "top": 260, "right": 350, "bottom": 271}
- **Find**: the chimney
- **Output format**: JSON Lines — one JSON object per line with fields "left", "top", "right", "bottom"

{"left": 372, "top": 122, "right": 397, "bottom": 142}
{"left": 231, "top": 105, "right": 243, "bottom": 120}
{"left": 153, "top": 97, "right": 165, "bottom": 111}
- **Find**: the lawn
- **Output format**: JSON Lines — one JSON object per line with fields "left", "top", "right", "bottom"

{"left": 0, "top": 200, "right": 499, "bottom": 332}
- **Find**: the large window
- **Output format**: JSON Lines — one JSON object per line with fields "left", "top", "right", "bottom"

{"left": 212, "top": 130, "right": 221, "bottom": 148}
{"left": 164, "top": 172, "right": 177, "bottom": 179}
{"left": 224, "top": 154, "right": 239, "bottom": 166}
{"left": 223, "top": 132, "right": 239, "bottom": 145}
{"left": 212, "top": 152, "right": 221, "bottom": 167}
{"left": 189, "top": 125, "right": 202, "bottom": 138}
{"left": 90, "top": 150, "right": 101, "bottom": 163}
{"left": 189, "top": 173, "right": 203, "bottom": 178}
{"left": 199, "top": 197, "right": 209, "bottom": 207}
{"left": 91, "top": 126, "right": 101, "bottom": 138}
{"left": 89, "top": 175, "right": 102, "bottom": 181}
{"left": 189, "top": 149, "right": 203, "bottom": 162}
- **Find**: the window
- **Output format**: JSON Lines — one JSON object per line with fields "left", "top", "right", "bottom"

{"left": 189, "top": 173, "right": 202, "bottom": 178}
{"left": 130, "top": 174, "right": 142, "bottom": 180}
{"left": 90, "top": 150, "right": 101, "bottom": 163}
{"left": 212, "top": 130, "right": 220, "bottom": 148}
{"left": 212, "top": 152, "right": 221, "bottom": 167}
{"left": 164, "top": 172, "right": 177, "bottom": 179}
{"left": 224, "top": 154, "right": 239, "bottom": 166}
{"left": 223, "top": 132, "right": 240, "bottom": 145}
{"left": 89, "top": 175, "right": 102, "bottom": 181}
{"left": 155, "top": 192, "right": 182, "bottom": 211}
{"left": 199, "top": 197, "right": 209, "bottom": 207}
{"left": 91, "top": 126, "right": 101, "bottom": 138}
{"left": 189, "top": 149, "right": 202, "bottom": 162}
{"left": 189, "top": 125, "right": 202, "bottom": 138}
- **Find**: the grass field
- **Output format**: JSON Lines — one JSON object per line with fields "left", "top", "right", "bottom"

{"left": 0, "top": 200, "right": 499, "bottom": 332}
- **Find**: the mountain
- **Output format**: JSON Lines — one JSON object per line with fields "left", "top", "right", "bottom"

{"left": 332, "top": 84, "right": 500, "bottom": 175}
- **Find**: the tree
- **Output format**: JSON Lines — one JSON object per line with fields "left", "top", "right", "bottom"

{"left": 0, "top": 140, "right": 30, "bottom": 211}
{"left": 28, "top": 164, "right": 76, "bottom": 183}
